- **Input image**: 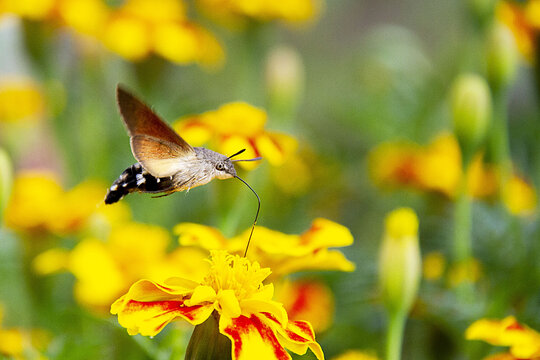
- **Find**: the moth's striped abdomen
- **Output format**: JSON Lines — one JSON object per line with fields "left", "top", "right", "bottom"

{"left": 104, "top": 163, "right": 175, "bottom": 204}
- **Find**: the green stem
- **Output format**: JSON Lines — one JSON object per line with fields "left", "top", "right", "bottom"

{"left": 386, "top": 311, "right": 406, "bottom": 360}
{"left": 490, "top": 90, "right": 511, "bottom": 195}
{"left": 453, "top": 172, "right": 473, "bottom": 264}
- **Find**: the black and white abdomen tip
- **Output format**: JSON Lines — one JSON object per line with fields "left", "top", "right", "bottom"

{"left": 104, "top": 163, "right": 175, "bottom": 204}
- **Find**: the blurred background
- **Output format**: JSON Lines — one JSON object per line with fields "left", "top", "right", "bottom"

{"left": 0, "top": 0, "right": 539, "bottom": 359}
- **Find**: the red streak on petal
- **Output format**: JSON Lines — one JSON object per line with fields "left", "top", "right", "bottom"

{"left": 288, "top": 284, "right": 310, "bottom": 317}
{"left": 506, "top": 322, "right": 526, "bottom": 331}
{"left": 124, "top": 300, "right": 203, "bottom": 321}
{"left": 248, "top": 138, "right": 262, "bottom": 158}
{"left": 224, "top": 315, "right": 290, "bottom": 360}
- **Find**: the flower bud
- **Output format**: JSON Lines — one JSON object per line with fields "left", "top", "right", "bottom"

{"left": 265, "top": 45, "right": 304, "bottom": 122}
{"left": 379, "top": 208, "right": 421, "bottom": 315}
{"left": 185, "top": 312, "right": 232, "bottom": 360}
{"left": 0, "top": 147, "right": 13, "bottom": 222}
{"left": 450, "top": 74, "right": 492, "bottom": 165}
{"left": 486, "top": 23, "right": 518, "bottom": 92}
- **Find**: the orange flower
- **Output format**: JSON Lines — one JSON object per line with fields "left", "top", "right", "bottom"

{"left": 497, "top": 1, "right": 537, "bottom": 61}
{"left": 111, "top": 251, "right": 324, "bottom": 360}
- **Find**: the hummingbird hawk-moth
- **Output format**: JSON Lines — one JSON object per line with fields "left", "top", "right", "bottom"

{"left": 105, "top": 85, "right": 261, "bottom": 254}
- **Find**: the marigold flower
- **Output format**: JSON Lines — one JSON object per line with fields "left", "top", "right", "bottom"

{"left": 196, "top": 0, "right": 322, "bottom": 26}
{"left": 102, "top": 0, "right": 224, "bottom": 65}
{"left": 0, "top": 304, "right": 49, "bottom": 358}
{"left": 174, "top": 102, "right": 298, "bottom": 169}
{"left": 0, "top": 79, "right": 45, "bottom": 123}
{"left": 4, "top": 171, "right": 121, "bottom": 235}
{"left": 111, "top": 250, "right": 324, "bottom": 360}
{"left": 497, "top": 1, "right": 537, "bottom": 61}
{"left": 331, "top": 350, "right": 380, "bottom": 360}
{"left": 422, "top": 251, "right": 446, "bottom": 281}
{"left": 502, "top": 175, "right": 537, "bottom": 216}
{"left": 466, "top": 316, "right": 540, "bottom": 359}
{"left": 34, "top": 222, "right": 209, "bottom": 312}
{"left": 175, "top": 217, "right": 355, "bottom": 279}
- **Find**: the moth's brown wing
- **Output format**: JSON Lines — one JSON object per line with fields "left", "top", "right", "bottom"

{"left": 130, "top": 135, "right": 197, "bottom": 177}
{"left": 117, "top": 85, "right": 195, "bottom": 177}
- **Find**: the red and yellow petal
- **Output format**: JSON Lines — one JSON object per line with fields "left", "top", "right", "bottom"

{"left": 219, "top": 314, "right": 291, "bottom": 360}
{"left": 111, "top": 279, "right": 212, "bottom": 336}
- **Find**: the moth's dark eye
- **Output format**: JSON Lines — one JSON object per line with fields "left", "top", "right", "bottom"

{"left": 216, "top": 163, "right": 225, "bottom": 171}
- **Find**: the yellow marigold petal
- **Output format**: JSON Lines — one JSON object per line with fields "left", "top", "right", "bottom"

{"left": 33, "top": 248, "right": 70, "bottom": 275}
{"left": 58, "top": 0, "right": 109, "bottom": 36}
{"left": 220, "top": 135, "right": 259, "bottom": 170}
{"left": 0, "top": 79, "right": 45, "bottom": 123}
{"left": 204, "top": 102, "right": 267, "bottom": 136}
{"left": 4, "top": 171, "right": 62, "bottom": 232}
{"left": 111, "top": 279, "right": 213, "bottom": 336}
{"left": 103, "top": 16, "right": 151, "bottom": 60}
{"left": 219, "top": 314, "right": 291, "bottom": 360}
{"left": 255, "top": 133, "right": 298, "bottom": 167}
{"left": 465, "top": 316, "right": 518, "bottom": 345}
{"left": 218, "top": 289, "right": 242, "bottom": 318}
{"left": 240, "top": 299, "right": 288, "bottom": 326}
{"left": 174, "top": 222, "right": 228, "bottom": 249}
{"left": 173, "top": 119, "right": 213, "bottom": 146}
{"left": 502, "top": 175, "right": 537, "bottom": 216}
{"left": 331, "top": 350, "right": 380, "bottom": 360}
{"left": 185, "top": 285, "right": 217, "bottom": 306}
{"left": 467, "top": 155, "right": 498, "bottom": 199}
{"left": 153, "top": 22, "right": 199, "bottom": 64}
{"left": 0, "top": 329, "right": 24, "bottom": 356}
{"left": 69, "top": 239, "right": 126, "bottom": 308}
{"left": 122, "top": 0, "right": 186, "bottom": 23}
{"left": 301, "top": 218, "right": 354, "bottom": 249}
{"left": 273, "top": 249, "right": 355, "bottom": 276}
{"left": 2, "top": 0, "right": 55, "bottom": 19}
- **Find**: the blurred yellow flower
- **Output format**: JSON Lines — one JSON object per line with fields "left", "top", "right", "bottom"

{"left": 57, "top": 0, "right": 110, "bottom": 37}
{"left": 0, "top": 304, "right": 49, "bottom": 359}
{"left": 175, "top": 217, "right": 355, "bottom": 279}
{"left": 174, "top": 102, "right": 298, "bottom": 169}
{"left": 422, "top": 251, "right": 446, "bottom": 281}
{"left": 497, "top": 1, "right": 537, "bottom": 61}
{"left": 0, "top": 0, "right": 56, "bottom": 19}
{"left": 368, "top": 133, "right": 536, "bottom": 214}
{"left": 34, "top": 222, "right": 209, "bottom": 312}
{"left": 111, "top": 250, "right": 324, "bottom": 360}
{"left": 502, "top": 175, "right": 537, "bottom": 216}
{"left": 102, "top": 0, "right": 224, "bottom": 65}
{"left": 196, "top": 0, "right": 322, "bottom": 26}
{"left": 447, "top": 258, "right": 482, "bottom": 287}
{"left": 0, "top": 79, "right": 45, "bottom": 123}
{"left": 466, "top": 316, "right": 540, "bottom": 359}
{"left": 331, "top": 350, "right": 380, "bottom": 360}
{"left": 4, "top": 171, "right": 125, "bottom": 236}
{"left": 277, "top": 279, "right": 334, "bottom": 333}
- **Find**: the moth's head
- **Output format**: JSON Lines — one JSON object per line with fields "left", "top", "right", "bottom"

{"left": 214, "top": 158, "right": 237, "bottom": 179}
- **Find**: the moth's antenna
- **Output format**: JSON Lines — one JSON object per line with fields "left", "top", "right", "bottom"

{"left": 228, "top": 149, "right": 246, "bottom": 159}
{"left": 235, "top": 175, "right": 260, "bottom": 257}
{"left": 231, "top": 157, "right": 263, "bottom": 162}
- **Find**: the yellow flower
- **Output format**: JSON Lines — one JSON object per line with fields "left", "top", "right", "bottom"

{"left": 111, "top": 251, "right": 324, "bottom": 360}
{"left": 497, "top": 1, "right": 536, "bottom": 61}
{"left": 0, "top": 0, "right": 56, "bottom": 19}
{"left": 57, "top": 0, "right": 110, "bottom": 37}
{"left": 0, "top": 304, "right": 49, "bottom": 358}
{"left": 102, "top": 0, "right": 224, "bottom": 66}
{"left": 368, "top": 141, "right": 421, "bottom": 190}
{"left": 174, "top": 217, "right": 355, "bottom": 279}
{"left": 331, "top": 350, "right": 380, "bottom": 360}
{"left": 0, "top": 79, "right": 45, "bottom": 123}
{"left": 196, "top": 0, "right": 321, "bottom": 26}
{"left": 4, "top": 171, "right": 122, "bottom": 236}
{"left": 174, "top": 102, "right": 298, "bottom": 169}
{"left": 502, "top": 175, "right": 537, "bottom": 216}
{"left": 34, "top": 222, "right": 209, "bottom": 312}
{"left": 466, "top": 316, "right": 540, "bottom": 359}
{"left": 447, "top": 258, "right": 482, "bottom": 287}
{"left": 422, "top": 251, "right": 446, "bottom": 281}
{"left": 276, "top": 279, "right": 334, "bottom": 333}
